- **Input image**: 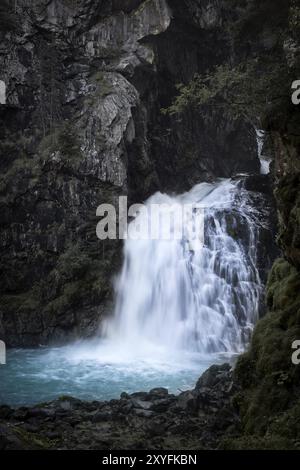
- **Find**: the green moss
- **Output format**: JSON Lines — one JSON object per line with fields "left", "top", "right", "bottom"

{"left": 0, "top": 288, "right": 41, "bottom": 314}
{"left": 233, "top": 256, "right": 300, "bottom": 443}
{"left": 44, "top": 292, "right": 71, "bottom": 315}
{"left": 93, "top": 47, "right": 120, "bottom": 59}
{"left": 266, "top": 258, "right": 300, "bottom": 313}
{"left": 274, "top": 173, "right": 300, "bottom": 268}
{"left": 162, "top": 58, "right": 290, "bottom": 122}
{"left": 221, "top": 434, "right": 296, "bottom": 450}
{"left": 234, "top": 352, "right": 256, "bottom": 388}
{"left": 90, "top": 72, "right": 114, "bottom": 98}
{"left": 58, "top": 395, "right": 73, "bottom": 401}
{"left": 57, "top": 245, "right": 92, "bottom": 281}
{"left": 133, "top": 0, "right": 152, "bottom": 15}
{"left": 14, "top": 426, "right": 54, "bottom": 449}
{"left": 43, "top": 241, "right": 113, "bottom": 315}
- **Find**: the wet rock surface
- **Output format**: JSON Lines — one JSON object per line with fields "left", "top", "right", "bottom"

{"left": 0, "top": 364, "right": 241, "bottom": 450}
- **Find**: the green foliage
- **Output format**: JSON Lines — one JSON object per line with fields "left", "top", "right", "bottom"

{"left": 163, "top": 0, "right": 294, "bottom": 123}
{"left": 162, "top": 64, "right": 249, "bottom": 116}
{"left": 162, "top": 60, "right": 290, "bottom": 122}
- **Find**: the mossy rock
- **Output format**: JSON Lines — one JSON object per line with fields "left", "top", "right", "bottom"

{"left": 233, "top": 257, "right": 300, "bottom": 440}
{"left": 13, "top": 426, "right": 54, "bottom": 449}
{"left": 221, "top": 434, "right": 297, "bottom": 450}
{"left": 90, "top": 72, "right": 114, "bottom": 98}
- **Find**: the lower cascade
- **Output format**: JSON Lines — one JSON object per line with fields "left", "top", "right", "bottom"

{"left": 103, "top": 178, "right": 262, "bottom": 355}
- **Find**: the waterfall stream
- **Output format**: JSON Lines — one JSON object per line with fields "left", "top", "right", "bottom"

{"left": 103, "top": 178, "right": 262, "bottom": 355}
{"left": 256, "top": 129, "right": 271, "bottom": 175}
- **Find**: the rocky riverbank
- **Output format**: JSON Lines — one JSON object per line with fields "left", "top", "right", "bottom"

{"left": 0, "top": 364, "right": 241, "bottom": 450}
{"left": 1, "top": 356, "right": 300, "bottom": 450}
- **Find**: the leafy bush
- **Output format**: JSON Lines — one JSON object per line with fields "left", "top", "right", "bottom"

{"left": 162, "top": 60, "right": 291, "bottom": 123}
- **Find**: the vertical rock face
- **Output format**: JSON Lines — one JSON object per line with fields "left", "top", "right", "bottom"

{"left": 0, "top": 0, "right": 260, "bottom": 346}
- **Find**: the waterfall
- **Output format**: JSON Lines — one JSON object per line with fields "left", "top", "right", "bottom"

{"left": 102, "top": 178, "right": 262, "bottom": 355}
{"left": 256, "top": 129, "right": 271, "bottom": 175}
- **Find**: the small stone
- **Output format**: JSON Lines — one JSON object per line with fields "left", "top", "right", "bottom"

{"left": 131, "top": 399, "right": 152, "bottom": 410}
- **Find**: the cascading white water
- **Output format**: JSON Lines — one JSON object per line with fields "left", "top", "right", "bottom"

{"left": 103, "top": 178, "right": 262, "bottom": 355}
{"left": 256, "top": 129, "right": 271, "bottom": 175}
